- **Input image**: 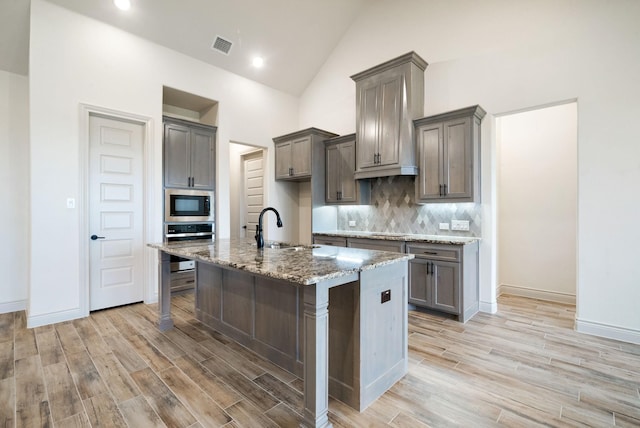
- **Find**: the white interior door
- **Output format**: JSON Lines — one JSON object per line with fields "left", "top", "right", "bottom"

{"left": 241, "top": 150, "right": 264, "bottom": 238}
{"left": 89, "top": 114, "right": 144, "bottom": 310}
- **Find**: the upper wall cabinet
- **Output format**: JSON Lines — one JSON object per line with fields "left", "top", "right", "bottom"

{"left": 414, "top": 105, "right": 486, "bottom": 203}
{"left": 350, "top": 52, "right": 428, "bottom": 180}
{"left": 325, "top": 134, "right": 370, "bottom": 205}
{"left": 273, "top": 128, "right": 337, "bottom": 181}
{"left": 164, "top": 116, "right": 216, "bottom": 190}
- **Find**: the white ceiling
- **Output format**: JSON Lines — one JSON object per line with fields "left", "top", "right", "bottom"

{"left": 0, "top": 0, "right": 371, "bottom": 95}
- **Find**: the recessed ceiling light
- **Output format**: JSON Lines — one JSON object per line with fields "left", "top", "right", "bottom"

{"left": 252, "top": 57, "right": 264, "bottom": 68}
{"left": 114, "top": 0, "right": 131, "bottom": 11}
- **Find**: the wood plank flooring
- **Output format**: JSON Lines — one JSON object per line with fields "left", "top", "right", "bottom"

{"left": 1, "top": 293, "right": 639, "bottom": 427}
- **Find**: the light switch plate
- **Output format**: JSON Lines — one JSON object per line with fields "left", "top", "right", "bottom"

{"left": 348, "top": 220, "right": 356, "bottom": 227}
{"left": 439, "top": 223, "right": 450, "bottom": 230}
{"left": 66, "top": 198, "right": 75, "bottom": 209}
{"left": 451, "top": 220, "right": 470, "bottom": 231}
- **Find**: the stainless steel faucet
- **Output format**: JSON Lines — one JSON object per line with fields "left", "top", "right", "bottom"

{"left": 255, "top": 207, "right": 283, "bottom": 249}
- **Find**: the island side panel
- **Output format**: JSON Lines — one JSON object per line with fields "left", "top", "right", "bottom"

{"left": 358, "top": 260, "right": 409, "bottom": 410}
{"left": 195, "top": 262, "right": 304, "bottom": 376}
{"left": 328, "top": 281, "right": 359, "bottom": 409}
{"left": 195, "top": 261, "right": 222, "bottom": 324}
{"left": 157, "top": 250, "right": 174, "bottom": 331}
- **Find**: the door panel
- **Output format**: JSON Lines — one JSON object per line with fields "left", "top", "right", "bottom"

{"left": 443, "top": 118, "right": 470, "bottom": 198}
{"left": 339, "top": 141, "right": 357, "bottom": 202}
{"left": 326, "top": 145, "right": 340, "bottom": 202}
{"left": 89, "top": 115, "right": 144, "bottom": 311}
{"left": 357, "top": 83, "right": 379, "bottom": 168}
{"left": 164, "top": 123, "right": 190, "bottom": 188}
{"left": 242, "top": 151, "right": 264, "bottom": 238}
{"left": 190, "top": 128, "right": 215, "bottom": 189}
{"left": 432, "top": 261, "right": 459, "bottom": 314}
{"left": 291, "top": 136, "right": 311, "bottom": 177}
{"left": 417, "top": 124, "right": 443, "bottom": 199}
{"left": 378, "top": 75, "right": 402, "bottom": 166}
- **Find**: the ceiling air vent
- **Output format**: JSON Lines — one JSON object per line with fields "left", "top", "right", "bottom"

{"left": 211, "top": 36, "right": 233, "bottom": 55}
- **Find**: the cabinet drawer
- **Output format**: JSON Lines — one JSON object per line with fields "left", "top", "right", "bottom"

{"left": 348, "top": 238, "right": 405, "bottom": 253}
{"left": 406, "top": 244, "right": 460, "bottom": 262}
{"left": 313, "top": 236, "right": 347, "bottom": 247}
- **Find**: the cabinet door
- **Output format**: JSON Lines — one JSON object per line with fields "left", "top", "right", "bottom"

{"left": 408, "top": 259, "right": 429, "bottom": 306}
{"left": 338, "top": 141, "right": 357, "bottom": 202}
{"left": 290, "top": 136, "right": 311, "bottom": 178}
{"left": 378, "top": 74, "right": 402, "bottom": 166}
{"left": 356, "top": 81, "right": 380, "bottom": 169}
{"left": 190, "top": 127, "right": 215, "bottom": 190}
{"left": 431, "top": 260, "right": 460, "bottom": 314}
{"left": 417, "top": 123, "right": 444, "bottom": 200}
{"left": 443, "top": 117, "right": 472, "bottom": 199}
{"left": 325, "top": 144, "right": 340, "bottom": 203}
{"left": 275, "top": 141, "right": 292, "bottom": 180}
{"left": 164, "top": 123, "right": 191, "bottom": 188}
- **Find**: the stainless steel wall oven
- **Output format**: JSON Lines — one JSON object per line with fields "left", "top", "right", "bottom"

{"left": 165, "top": 223, "right": 213, "bottom": 293}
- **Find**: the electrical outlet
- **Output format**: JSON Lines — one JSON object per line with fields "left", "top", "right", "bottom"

{"left": 451, "top": 220, "right": 469, "bottom": 231}
{"left": 439, "top": 223, "right": 450, "bottom": 230}
{"left": 348, "top": 220, "right": 356, "bottom": 227}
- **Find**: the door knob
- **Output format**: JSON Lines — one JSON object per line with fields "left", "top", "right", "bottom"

{"left": 90, "top": 234, "right": 105, "bottom": 240}
{"left": 242, "top": 225, "right": 247, "bottom": 229}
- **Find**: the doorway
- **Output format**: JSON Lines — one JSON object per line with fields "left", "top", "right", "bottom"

{"left": 241, "top": 150, "right": 265, "bottom": 238}
{"left": 229, "top": 142, "right": 265, "bottom": 239}
{"left": 88, "top": 114, "right": 145, "bottom": 310}
{"left": 497, "top": 101, "right": 577, "bottom": 304}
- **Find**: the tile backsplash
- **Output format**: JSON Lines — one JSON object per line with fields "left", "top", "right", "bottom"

{"left": 336, "top": 176, "right": 481, "bottom": 236}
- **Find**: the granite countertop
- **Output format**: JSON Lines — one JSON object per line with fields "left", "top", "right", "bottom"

{"left": 314, "top": 230, "right": 480, "bottom": 245}
{"left": 148, "top": 238, "right": 413, "bottom": 286}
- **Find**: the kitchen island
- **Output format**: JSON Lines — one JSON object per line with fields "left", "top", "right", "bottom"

{"left": 148, "top": 238, "right": 412, "bottom": 428}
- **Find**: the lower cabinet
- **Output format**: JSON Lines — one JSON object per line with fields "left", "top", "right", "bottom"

{"left": 407, "top": 242, "right": 478, "bottom": 322}
{"left": 313, "top": 234, "right": 480, "bottom": 322}
{"left": 408, "top": 254, "right": 460, "bottom": 314}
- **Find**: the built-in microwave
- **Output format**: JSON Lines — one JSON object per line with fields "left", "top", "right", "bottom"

{"left": 165, "top": 188, "right": 214, "bottom": 223}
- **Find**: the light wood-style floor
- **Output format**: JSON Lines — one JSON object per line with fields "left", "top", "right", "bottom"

{"left": 1, "top": 293, "right": 639, "bottom": 427}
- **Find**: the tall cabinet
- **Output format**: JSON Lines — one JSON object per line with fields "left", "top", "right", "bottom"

{"left": 414, "top": 105, "right": 485, "bottom": 203}
{"left": 350, "top": 52, "right": 428, "bottom": 179}
{"left": 164, "top": 116, "right": 216, "bottom": 190}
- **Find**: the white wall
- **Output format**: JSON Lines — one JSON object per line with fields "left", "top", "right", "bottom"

{"left": 498, "top": 103, "right": 577, "bottom": 303}
{"left": 27, "top": 0, "right": 300, "bottom": 326}
{"left": 300, "top": 0, "right": 640, "bottom": 342}
{"left": 0, "top": 70, "right": 29, "bottom": 312}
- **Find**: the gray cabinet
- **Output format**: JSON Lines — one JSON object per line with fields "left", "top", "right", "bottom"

{"left": 414, "top": 105, "right": 485, "bottom": 203}
{"left": 351, "top": 52, "right": 427, "bottom": 179}
{"left": 273, "top": 128, "right": 337, "bottom": 181}
{"left": 164, "top": 117, "right": 216, "bottom": 190}
{"left": 325, "top": 134, "right": 370, "bottom": 204}
{"left": 407, "top": 242, "right": 478, "bottom": 322}
{"left": 313, "top": 233, "right": 480, "bottom": 322}
{"left": 275, "top": 135, "right": 311, "bottom": 180}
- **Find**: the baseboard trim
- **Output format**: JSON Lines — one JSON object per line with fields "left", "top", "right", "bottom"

{"left": 27, "top": 307, "right": 85, "bottom": 328}
{"left": 0, "top": 299, "right": 27, "bottom": 314}
{"left": 479, "top": 300, "right": 497, "bottom": 314}
{"left": 575, "top": 318, "right": 640, "bottom": 345}
{"left": 499, "top": 283, "right": 576, "bottom": 305}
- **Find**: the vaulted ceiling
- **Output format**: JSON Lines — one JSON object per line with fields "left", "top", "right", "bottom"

{"left": 0, "top": 0, "right": 371, "bottom": 95}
